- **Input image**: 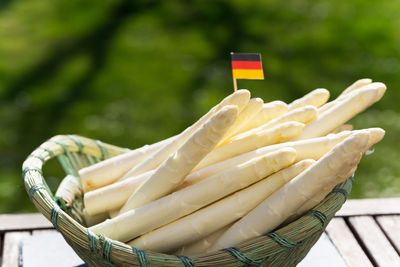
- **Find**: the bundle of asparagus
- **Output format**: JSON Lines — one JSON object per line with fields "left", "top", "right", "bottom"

{"left": 75, "top": 78, "right": 386, "bottom": 256}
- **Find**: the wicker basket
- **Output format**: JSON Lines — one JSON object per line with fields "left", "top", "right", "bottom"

{"left": 22, "top": 134, "right": 352, "bottom": 266}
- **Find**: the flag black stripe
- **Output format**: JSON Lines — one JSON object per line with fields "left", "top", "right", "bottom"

{"left": 231, "top": 53, "right": 261, "bottom": 61}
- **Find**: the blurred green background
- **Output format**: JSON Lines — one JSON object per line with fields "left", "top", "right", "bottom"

{"left": 0, "top": 0, "right": 399, "bottom": 214}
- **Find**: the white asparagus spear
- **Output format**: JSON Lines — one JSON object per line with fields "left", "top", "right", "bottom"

{"left": 288, "top": 88, "right": 330, "bottom": 110}
{"left": 210, "top": 132, "right": 370, "bottom": 251}
{"left": 55, "top": 174, "right": 80, "bottom": 206}
{"left": 179, "top": 131, "right": 353, "bottom": 190}
{"left": 119, "top": 105, "right": 238, "bottom": 214}
{"left": 55, "top": 175, "right": 110, "bottom": 225}
{"left": 93, "top": 115, "right": 336, "bottom": 217}
{"left": 119, "top": 90, "right": 250, "bottom": 180}
{"left": 239, "top": 101, "right": 288, "bottom": 133}
{"left": 286, "top": 127, "right": 384, "bottom": 222}
{"left": 318, "top": 79, "right": 372, "bottom": 114}
{"left": 192, "top": 121, "right": 304, "bottom": 172}
{"left": 365, "top": 128, "right": 386, "bottom": 147}
{"left": 103, "top": 122, "right": 316, "bottom": 218}
{"left": 82, "top": 209, "right": 110, "bottom": 227}
{"left": 330, "top": 124, "right": 353, "bottom": 134}
{"left": 339, "top": 78, "right": 373, "bottom": 97}
{"left": 108, "top": 209, "right": 119, "bottom": 219}
{"left": 285, "top": 155, "right": 361, "bottom": 225}
{"left": 232, "top": 105, "right": 318, "bottom": 141}
{"left": 83, "top": 170, "right": 154, "bottom": 215}
{"left": 296, "top": 83, "right": 386, "bottom": 140}
{"left": 90, "top": 148, "right": 296, "bottom": 242}
{"left": 173, "top": 224, "right": 233, "bottom": 256}
{"left": 90, "top": 120, "right": 327, "bottom": 217}
{"left": 79, "top": 136, "right": 173, "bottom": 192}
{"left": 285, "top": 166, "right": 359, "bottom": 227}
{"left": 319, "top": 79, "right": 373, "bottom": 115}
{"left": 128, "top": 159, "right": 314, "bottom": 253}
{"left": 217, "top": 97, "right": 264, "bottom": 146}
{"left": 294, "top": 165, "right": 359, "bottom": 220}
{"left": 317, "top": 102, "right": 334, "bottom": 115}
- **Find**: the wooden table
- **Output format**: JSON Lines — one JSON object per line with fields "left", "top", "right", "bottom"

{"left": 1, "top": 198, "right": 400, "bottom": 267}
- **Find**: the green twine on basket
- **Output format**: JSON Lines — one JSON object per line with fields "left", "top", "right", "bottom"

{"left": 22, "top": 167, "right": 42, "bottom": 178}
{"left": 87, "top": 155, "right": 98, "bottom": 165}
{"left": 87, "top": 230, "right": 99, "bottom": 253}
{"left": 55, "top": 140, "right": 81, "bottom": 172}
{"left": 22, "top": 168, "right": 54, "bottom": 198}
{"left": 51, "top": 205, "right": 61, "bottom": 229}
{"left": 28, "top": 184, "right": 46, "bottom": 200}
{"left": 176, "top": 255, "right": 195, "bottom": 267}
{"left": 266, "top": 232, "right": 301, "bottom": 248}
{"left": 27, "top": 154, "right": 45, "bottom": 164}
{"left": 133, "top": 248, "right": 148, "bottom": 267}
{"left": 330, "top": 188, "right": 349, "bottom": 198}
{"left": 308, "top": 210, "right": 327, "bottom": 227}
{"left": 66, "top": 135, "right": 87, "bottom": 170}
{"left": 349, "top": 175, "right": 355, "bottom": 185}
{"left": 54, "top": 196, "right": 70, "bottom": 212}
{"left": 41, "top": 146, "right": 55, "bottom": 158}
{"left": 57, "top": 154, "right": 76, "bottom": 176}
{"left": 67, "top": 135, "right": 84, "bottom": 153}
{"left": 102, "top": 236, "right": 113, "bottom": 264}
{"left": 223, "top": 247, "right": 262, "bottom": 266}
{"left": 95, "top": 140, "right": 108, "bottom": 160}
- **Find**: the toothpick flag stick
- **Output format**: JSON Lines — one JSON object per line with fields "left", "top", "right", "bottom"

{"left": 231, "top": 52, "right": 264, "bottom": 91}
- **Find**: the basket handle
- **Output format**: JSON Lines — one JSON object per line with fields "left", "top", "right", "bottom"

{"left": 22, "top": 135, "right": 127, "bottom": 223}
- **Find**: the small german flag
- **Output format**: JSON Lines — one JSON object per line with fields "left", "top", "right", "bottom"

{"left": 231, "top": 52, "right": 264, "bottom": 80}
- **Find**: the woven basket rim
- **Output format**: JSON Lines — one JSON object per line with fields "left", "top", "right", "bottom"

{"left": 22, "top": 134, "right": 351, "bottom": 266}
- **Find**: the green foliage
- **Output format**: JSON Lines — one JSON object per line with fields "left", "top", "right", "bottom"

{"left": 1, "top": 0, "right": 399, "bottom": 213}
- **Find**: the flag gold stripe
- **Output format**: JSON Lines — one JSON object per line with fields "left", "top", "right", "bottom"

{"left": 232, "top": 69, "right": 264, "bottom": 79}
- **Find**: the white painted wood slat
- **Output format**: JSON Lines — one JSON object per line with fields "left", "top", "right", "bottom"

{"left": 348, "top": 216, "right": 400, "bottom": 266}
{"left": 1, "top": 231, "right": 31, "bottom": 267}
{"left": 376, "top": 215, "right": 400, "bottom": 254}
{"left": 326, "top": 217, "right": 372, "bottom": 267}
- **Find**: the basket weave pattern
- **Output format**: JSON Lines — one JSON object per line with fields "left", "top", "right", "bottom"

{"left": 22, "top": 135, "right": 352, "bottom": 266}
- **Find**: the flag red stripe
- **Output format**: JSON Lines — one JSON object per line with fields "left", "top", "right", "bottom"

{"left": 232, "top": 61, "right": 262, "bottom": 70}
